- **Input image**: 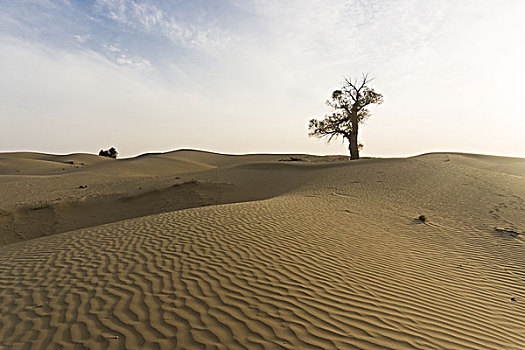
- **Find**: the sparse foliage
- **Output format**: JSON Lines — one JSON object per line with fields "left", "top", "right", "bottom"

{"left": 99, "top": 147, "right": 118, "bottom": 159}
{"left": 309, "top": 74, "right": 383, "bottom": 160}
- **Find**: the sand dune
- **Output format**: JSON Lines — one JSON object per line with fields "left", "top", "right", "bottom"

{"left": 0, "top": 150, "right": 524, "bottom": 349}
{"left": 0, "top": 150, "right": 327, "bottom": 245}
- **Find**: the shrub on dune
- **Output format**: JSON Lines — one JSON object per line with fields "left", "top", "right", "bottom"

{"left": 99, "top": 147, "right": 118, "bottom": 159}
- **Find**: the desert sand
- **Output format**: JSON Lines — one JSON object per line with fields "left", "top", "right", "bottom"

{"left": 0, "top": 150, "right": 523, "bottom": 349}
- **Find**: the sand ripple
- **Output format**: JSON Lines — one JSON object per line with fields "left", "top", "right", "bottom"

{"left": 1, "top": 192, "right": 523, "bottom": 349}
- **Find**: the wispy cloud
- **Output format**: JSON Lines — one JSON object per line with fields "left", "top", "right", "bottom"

{"left": 105, "top": 43, "right": 121, "bottom": 52}
{"left": 94, "top": 0, "right": 233, "bottom": 50}
{"left": 101, "top": 42, "right": 151, "bottom": 69}
{"left": 115, "top": 54, "right": 151, "bottom": 69}
{"left": 246, "top": 0, "right": 456, "bottom": 68}
{"left": 73, "top": 34, "right": 89, "bottom": 43}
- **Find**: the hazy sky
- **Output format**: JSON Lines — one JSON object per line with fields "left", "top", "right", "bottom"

{"left": 1, "top": 0, "right": 524, "bottom": 158}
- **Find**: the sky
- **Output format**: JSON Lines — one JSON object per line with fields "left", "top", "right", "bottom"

{"left": 0, "top": 0, "right": 524, "bottom": 158}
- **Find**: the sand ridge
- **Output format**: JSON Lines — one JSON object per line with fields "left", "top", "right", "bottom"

{"left": 0, "top": 150, "right": 524, "bottom": 349}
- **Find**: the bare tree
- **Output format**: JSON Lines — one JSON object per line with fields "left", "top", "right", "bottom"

{"left": 309, "top": 75, "right": 383, "bottom": 160}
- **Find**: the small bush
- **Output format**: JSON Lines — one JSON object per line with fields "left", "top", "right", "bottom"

{"left": 417, "top": 215, "right": 427, "bottom": 222}
{"left": 99, "top": 147, "right": 118, "bottom": 159}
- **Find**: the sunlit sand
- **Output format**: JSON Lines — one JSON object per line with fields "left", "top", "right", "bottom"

{"left": 1, "top": 150, "right": 523, "bottom": 349}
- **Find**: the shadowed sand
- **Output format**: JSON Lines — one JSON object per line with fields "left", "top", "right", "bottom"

{"left": 0, "top": 150, "right": 524, "bottom": 349}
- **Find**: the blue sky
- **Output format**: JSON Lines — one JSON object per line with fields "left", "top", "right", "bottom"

{"left": 1, "top": 0, "right": 524, "bottom": 157}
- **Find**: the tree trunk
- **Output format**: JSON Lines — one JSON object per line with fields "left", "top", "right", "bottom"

{"left": 348, "top": 114, "right": 360, "bottom": 160}
{"left": 348, "top": 131, "right": 359, "bottom": 160}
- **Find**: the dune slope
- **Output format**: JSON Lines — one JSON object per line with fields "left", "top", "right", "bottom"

{"left": 0, "top": 151, "right": 524, "bottom": 349}
{"left": 0, "top": 151, "right": 323, "bottom": 245}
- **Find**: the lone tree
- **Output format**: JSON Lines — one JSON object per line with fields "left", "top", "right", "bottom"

{"left": 309, "top": 75, "right": 383, "bottom": 160}
{"left": 99, "top": 147, "right": 118, "bottom": 159}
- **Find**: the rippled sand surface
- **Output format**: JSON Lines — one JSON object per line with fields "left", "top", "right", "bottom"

{"left": 1, "top": 151, "right": 524, "bottom": 349}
